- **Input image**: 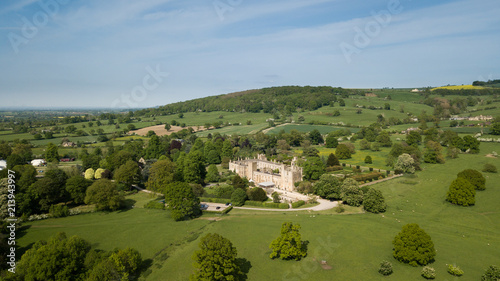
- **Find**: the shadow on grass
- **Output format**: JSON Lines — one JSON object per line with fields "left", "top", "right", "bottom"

{"left": 118, "top": 198, "right": 137, "bottom": 212}
{"left": 236, "top": 258, "right": 252, "bottom": 281}
{"left": 139, "top": 258, "right": 154, "bottom": 279}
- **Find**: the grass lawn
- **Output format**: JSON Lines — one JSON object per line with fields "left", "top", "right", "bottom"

{"left": 16, "top": 141, "right": 500, "bottom": 280}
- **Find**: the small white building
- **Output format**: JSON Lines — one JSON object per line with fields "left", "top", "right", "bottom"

{"left": 0, "top": 160, "right": 6, "bottom": 170}
{"left": 31, "top": 159, "right": 46, "bottom": 167}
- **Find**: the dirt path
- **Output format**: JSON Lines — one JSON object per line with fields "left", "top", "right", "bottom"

{"left": 261, "top": 123, "right": 290, "bottom": 134}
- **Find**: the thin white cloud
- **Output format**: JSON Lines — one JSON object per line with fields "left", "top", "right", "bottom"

{"left": 0, "top": 0, "right": 38, "bottom": 15}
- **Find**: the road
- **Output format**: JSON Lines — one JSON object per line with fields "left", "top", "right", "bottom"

{"left": 133, "top": 185, "right": 338, "bottom": 212}
{"left": 234, "top": 198, "right": 338, "bottom": 212}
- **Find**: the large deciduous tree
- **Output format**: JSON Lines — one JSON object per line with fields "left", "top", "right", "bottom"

{"left": 394, "top": 153, "right": 416, "bottom": 174}
{"left": 205, "top": 164, "right": 220, "bottom": 183}
{"left": 363, "top": 188, "right": 387, "bottom": 213}
{"left": 308, "top": 129, "right": 324, "bottom": 145}
{"left": 164, "top": 182, "right": 201, "bottom": 221}
{"left": 393, "top": 224, "right": 436, "bottom": 266}
{"left": 335, "top": 144, "right": 352, "bottom": 159}
{"left": 325, "top": 133, "right": 339, "bottom": 148}
{"left": 45, "top": 142, "right": 59, "bottom": 162}
{"left": 65, "top": 175, "right": 92, "bottom": 204}
{"left": 457, "top": 169, "right": 486, "bottom": 190}
{"left": 247, "top": 187, "right": 268, "bottom": 202}
{"left": 340, "top": 178, "right": 363, "bottom": 207}
{"left": 85, "top": 179, "right": 124, "bottom": 211}
{"left": 447, "top": 177, "right": 475, "bottom": 206}
{"left": 313, "top": 174, "right": 341, "bottom": 200}
{"left": 302, "top": 157, "right": 325, "bottom": 181}
{"left": 190, "top": 233, "right": 243, "bottom": 281}
{"left": 406, "top": 131, "right": 422, "bottom": 146}
{"left": 113, "top": 160, "right": 141, "bottom": 190}
{"left": 183, "top": 150, "right": 206, "bottom": 184}
{"left": 14, "top": 232, "right": 91, "bottom": 280}
{"left": 231, "top": 188, "right": 247, "bottom": 206}
{"left": 146, "top": 159, "right": 176, "bottom": 192}
{"left": 423, "top": 140, "right": 445, "bottom": 164}
{"left": 269, "top": 222, "right": 307, "bottom": 261}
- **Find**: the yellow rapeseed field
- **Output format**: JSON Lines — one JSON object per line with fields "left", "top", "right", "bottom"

{"left": 431, "top": 85, "right": 485, "bottom": 91}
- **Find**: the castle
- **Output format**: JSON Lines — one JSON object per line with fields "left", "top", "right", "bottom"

{"left": 229, "top": 154, "right": 303, "bottom": 191}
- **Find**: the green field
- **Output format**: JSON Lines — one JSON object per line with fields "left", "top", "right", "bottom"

{"left": 17, "top": 141, "right": 500, "bottom": 280}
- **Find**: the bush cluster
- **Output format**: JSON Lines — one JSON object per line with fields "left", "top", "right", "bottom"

{"left": 482, "top": 265, "right": 500, "bottom": 280}
{"left": 352, "top": 172, "right": 383, "bottom": 182}
{"left": 325, "top": 165, "right": 343, "bottom": 172}
{"left": 482, "top": 163, "right": 497, "bottom": 173}
{"left": 378, "top": 260, "right": 393, "bottom": 276}
{"left": 446, "top": 177, "right": 476, "bottom": 206}
{"left": 421, "top": 266, "right": 436, "bottom": 279}
{"left": 457, "top": 169, "right": 486, "bottom": 190}
{"left": 199, "top": 197, "right": 232, "bottom": 204}
{"left": 245, "top": 201, "right": 289, "bottom": 209}
{"left": 291, "top": 200, "right": 305, "bottom": 208}
{"left": 49, "top": 205, "right": 69, "bottom": 218}
{"left": 447, "top": 264, "right": 464, "bottom": 276}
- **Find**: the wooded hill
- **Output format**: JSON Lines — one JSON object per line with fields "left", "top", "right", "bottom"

{"left": 134, "top": 86, "right": 358, "bottom": 116}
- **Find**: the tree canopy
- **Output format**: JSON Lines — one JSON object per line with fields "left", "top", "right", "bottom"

{"left": 190, "top": 233, "right": 243, "bottom": 281}
{"left": 314, "top": 174, "right": 341, "bottom": 200}
{"left": 269, "top": 222, "right": 307, "bottom": 261}
{"left": 363, "top": 188, "right": 387, "bottom": 213}
{"left": 164, "top": 182, "right": 201, "bottom": 221}
{"left": 393, "top": 224, "right": 436, "bottom": 266}
{"left": 457, "top": 169, "right": 486, "bottom": 190}
{"left": 84, "top": 179, "right": 124, "bottom": 211}
{"left": 335, "top": 144, "right": 352, "bottom": 159}
{"left": 447, "top": 177, "right": 476, "bottom": 206}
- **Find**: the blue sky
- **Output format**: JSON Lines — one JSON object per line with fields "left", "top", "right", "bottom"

{"left": 0, "top": 0, "right": 499, "bottom": 109}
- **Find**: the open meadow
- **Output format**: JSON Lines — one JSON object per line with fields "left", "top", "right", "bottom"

{"left": 16, "top": 142, "right": 500, "bottom": 280}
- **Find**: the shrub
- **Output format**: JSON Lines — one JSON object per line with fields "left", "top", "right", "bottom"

{"left": 199, "top": 197, "right": 232, "bottom": 204}
{"left": 325, "top": 165, "right": 343, "bottom": 172}
{"left": 378, "top": 260, "right": 393, "bottom": 276}
{"left": 231, "top": 188, "right": 247, "bottom": 206}
{"left": 457, "top": 169, "right": 486, "bottom": 190}
{"left": 247, "top": 187, "right": 268, "bottom": 202}
{"left": 364, "top": 156, "right": 372, "bottom": 164}
{"left": 363, "top": 188, "right": 387, "bottom": 213}
{"left": 482, "top": 163, "right": 498, "bottom": 173}
{"left": 292, "top": 200, "right": 305, "bottom": 208}
{"left": 447, "top": 177, "right": 476, "bottom": 206}
{"left": 421, "top": 266, "right": 436, "bottom": 279}
{"left": 279, "top": 203, "right": 290, "bottom": 209}
{"left": 393, "top": 224, "right": 436, "bottom": 266}
{"left": 144, "top": 200, "right": 165, "bottom": 210}
{"left": 481, "top": 265, "right": 500, "bottom": 281}
{"left": 214, "top": 184, "right": 234, "bottom": 199}
{"left": 352, "top": 172, "right": 383, "bottom": 182}
{"left": 447, "top": 264, "right": 464, "bottom": 276}
{"left": 335, "top": 203, "right": 345, "bottom": 213}
{"left": 49, "top": 205, "right": 69, "bottom": 218}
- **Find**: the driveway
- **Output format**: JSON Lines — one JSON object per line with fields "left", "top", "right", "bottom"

{"left": 234, "top": 198, "right": 338, "bottom": 212}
